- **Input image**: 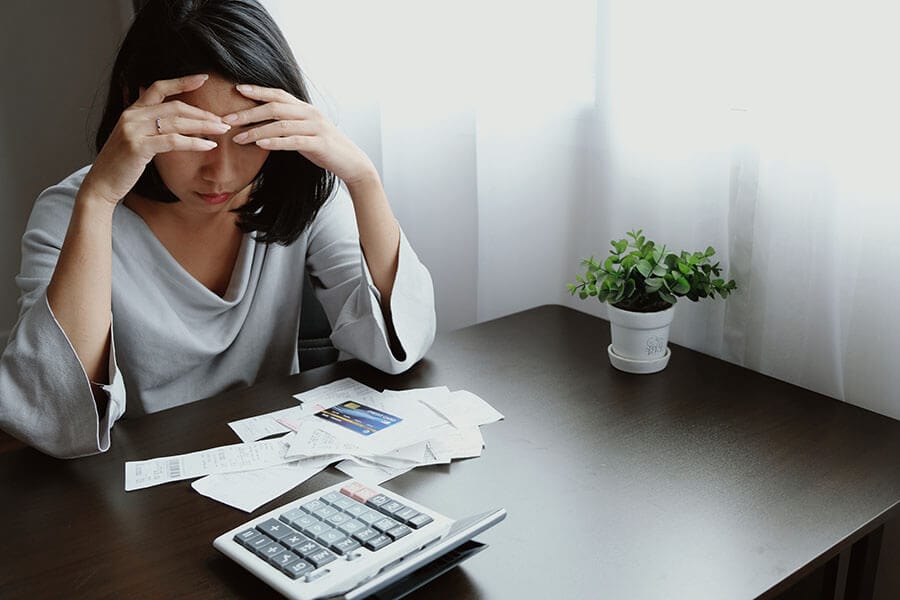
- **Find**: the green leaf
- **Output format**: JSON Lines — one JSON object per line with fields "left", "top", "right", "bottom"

{"left": 636, "top": 259, "right": 653, "bottom": 278}
{"left": 673, "top": 277, "right": 690, "bottom": 294}
{"left": 706, "top": 246, "right": 716, "bottom": 257}
{"left": 652, "top": 263, "right": 668, "bottom": 277}
{"left": 678, "top": 262, "right": 691, "bottom": 275}
{"left": 612, "top": 239, "right": 628, "bottom": 254}
{"left": 658, "top": 289, "right": 677, "bottom": 304}
{"left": 645, "top": 277, "right": 664, "bottom": 293}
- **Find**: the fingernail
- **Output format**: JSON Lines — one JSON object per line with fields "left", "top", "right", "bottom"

{"left": 236, "top": 84, "right": 252, "bottom": 93}
{"left": 256, "top": 139, "right": 272, "bottom": 147}
{"left": 212, "top": 122, "right": 231, "bottom": 131}
{"left": 223, "top": 113, "right": 238, "bottom": 123}
{"left": 202, "top": 140, "right": 217, "bottom": 148}
{"left": 233, "top": 132, "right": 248, "bottom": 143}
{"left": 195, "top": 74, "right": 209, "bottom": 81}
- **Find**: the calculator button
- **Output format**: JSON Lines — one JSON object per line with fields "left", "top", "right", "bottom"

{"left": 260, "top": 541, "right": 285, "bottom": 559}
{"left": 332, "top": 537, "right": 361, "bottom": 555}
{"left": 380, "top": 500, "right": 405, "bottom": 516}
{"left": 288, "top": 514, "right": 318, "bottom": 531}
{"left": 321, "top": 491, "right": 344, "bottom": 504}
{"left": 326, "top": 512, "right": 351, "bottom": 527}
{"left": 386, "top": 525, "right": 412, "bottom": 541}
{"left": 318, "top": 529, "right": 347, "bottom": 547}
{"left": 357, "top": 510, "right": 383, "bottom": 526}
{"left": 279, "top": 508, "right": 305, "bottom": 525}
{"left": 268, "top": 550, "right": 299, "bottom": 570}
{"left": 338, "top": 520, "right": 366, "bottom": 536}
{"left": 372, "top": 517, "right": 401, "bottom": 534}
{"left": 352, "top": 528, "right": 379, "bottom": 543}
{"left": 331, "top": 497, "right": 357, "bottom": 511}
{"left": 281, "top": 532, "right": 309, "bottom": 552}
{"left": 364, "top": 534, "right": 393, "bottom": 551}
{"left": 394, "top": 507, "right": 420, "bottom": 524}
{"left": 294, "top": 539, "right": 323, "bottom": 558}
{"left": 249, "top": 535, "right": 273, "bottom": 554}
{"left": 284, "top": 559, "right": 314, "bottom": 579}
{"left": 407, "top": 513, "right": 434, "bottom": 529}
{"left": 301, "top": 499, "right": 326, "bottom": 513}
{"left": 341, "top": 482, "right": 378, "bottom": 503}
{"left": 307, "top": 548, "right": 338, "bottom": 568}
{"left": 234, "top": 528, "right": 263, "bottom": 548}
{"left": 343, "top": 503, "right": 368, "bottom": 518}
{"left": 256, "top": 518, "right": 295, "bottom": 542}
{"left": 366, "top": 494, "right": 391, "bottom": 509}
{"left": 303, "top": 522, "right": 329, "bottom": 538}
{"left": 313, "top": 506, "right": 339, "bottom": 521}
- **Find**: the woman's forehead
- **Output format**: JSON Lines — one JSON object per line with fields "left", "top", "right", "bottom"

{"left": 172, "top": 74, "right": 258, "bottom": 116}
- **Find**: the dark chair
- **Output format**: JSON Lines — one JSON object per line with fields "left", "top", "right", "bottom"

{"left": 298, "top": 275, "right": 339, "bottom": 371}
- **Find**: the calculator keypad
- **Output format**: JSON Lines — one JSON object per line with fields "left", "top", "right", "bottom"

{"left": 233, "top": 482, "right": 436, "bottom": 581}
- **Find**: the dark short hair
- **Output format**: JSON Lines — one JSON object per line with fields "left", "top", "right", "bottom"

{"left": 96, "top": 0, "right": 335, "bottom": 245}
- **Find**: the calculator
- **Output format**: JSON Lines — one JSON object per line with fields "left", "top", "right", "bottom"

{"left": 213, "top": 479, "right": 506, "bottom": 599}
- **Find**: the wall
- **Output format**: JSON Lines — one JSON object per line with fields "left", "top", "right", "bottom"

{"left": 0, "top": 0, "right": 131, "bottom": 339}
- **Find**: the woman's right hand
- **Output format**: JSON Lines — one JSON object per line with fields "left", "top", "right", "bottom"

{"left": 81, "top": 74, "right": 230, "bottom": 206}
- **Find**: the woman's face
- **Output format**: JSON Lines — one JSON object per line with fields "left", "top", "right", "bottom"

{"left": 152, "top": 73, "right": 270, "bottom": 214}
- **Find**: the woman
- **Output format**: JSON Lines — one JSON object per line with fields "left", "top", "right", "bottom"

{"left": 0, "top": 0, "right": 435, "bottom": 458}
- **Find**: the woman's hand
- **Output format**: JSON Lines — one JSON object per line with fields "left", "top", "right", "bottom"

{"left": 82, "top": 74, "right": 230, "bottom": 206}
{"left": 226, "top": 84, "right": 378, "bottom": 186}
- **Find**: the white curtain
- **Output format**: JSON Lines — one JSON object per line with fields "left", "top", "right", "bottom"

{"left": 265, "top": 0, "right": 900, "bottom": 421}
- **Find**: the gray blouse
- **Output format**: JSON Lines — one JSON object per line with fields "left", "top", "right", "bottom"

{"left": 0, "top": 166, "right": 436, "bottom": 458}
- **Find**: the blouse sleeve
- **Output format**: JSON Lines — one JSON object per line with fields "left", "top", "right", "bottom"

{"left": 304, "top": 185, "right": 436, "bottom": 374}
{"left": 0, "top": 177, "right": 127, "bottom": 458}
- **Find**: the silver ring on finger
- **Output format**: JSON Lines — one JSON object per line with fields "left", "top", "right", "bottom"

{"left": 155, "top": 117, "right": 163, "bottom": 135}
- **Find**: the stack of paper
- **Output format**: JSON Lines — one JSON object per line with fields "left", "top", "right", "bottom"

{"left": 124, "top": 379, "right": 504, "bottom": 512}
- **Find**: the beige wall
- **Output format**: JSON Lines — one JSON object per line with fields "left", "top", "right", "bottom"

{"left": 0, "top": 0, "right": 131, "bottom": 337}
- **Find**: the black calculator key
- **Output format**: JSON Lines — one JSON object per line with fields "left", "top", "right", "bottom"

{"left": 386, "top": 524, "right": 411, "bottom": 541}
{"left": 284, "top": 559, "right": 314, "bottom": 579}
{"left": 260, "top": 541, "right": 285, "bottom": 559}
{"left": 352, "top": 528, "right": 379, "bottom": 543}
{"left": 268, "top": 550, "right": 299, "bottom": 570}
{"left": 393, "top": 507, "right": 420, "bottom": 524}
{"left": 306, "top": 548, "right": 337, "bottom": 568}
{"left": 381, "top": 500, "right": 406, "bottom": 516}
{"left": 364, "top": 534, "right": 393, "bottom": 551}
{"left": 249, "top": 535, "right": 273, "bottom": 554}
{"left": 257, "top": 518, "right": 295, "bottom": 542}
{"left": 332, "top": 537, "right": 361, "bottom": 555}
{"left": 234, "top": 528, "right": 263, "bottom": 548}
{"left": 407, "top": 513, "right": 434, "bottom": 529}
{"left": 281, "top": 532, "right": 310, "bottom": 552}
{"left": 294, "top": 539, "right": 323, "bottom": 558}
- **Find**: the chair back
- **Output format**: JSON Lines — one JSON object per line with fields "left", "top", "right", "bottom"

{"left": 298, "top": 275, "right": 339, "bottom": 371}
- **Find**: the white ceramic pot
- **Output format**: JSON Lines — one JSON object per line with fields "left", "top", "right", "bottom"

{"left": 606, "top": 304, "right": 675, "bottom": 374}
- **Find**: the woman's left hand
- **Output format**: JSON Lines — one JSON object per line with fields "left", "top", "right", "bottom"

{"left": 227, "top": 84, "right": 377, "bottom": 186}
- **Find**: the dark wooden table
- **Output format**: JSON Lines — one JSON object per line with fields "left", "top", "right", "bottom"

{"left": 2, "top": 305, "right": 899, "bottom": 599}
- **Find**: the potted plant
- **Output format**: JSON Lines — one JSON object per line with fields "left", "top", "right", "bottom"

{"left": 568, "top": 230, "right": 737, "bottom": 374}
